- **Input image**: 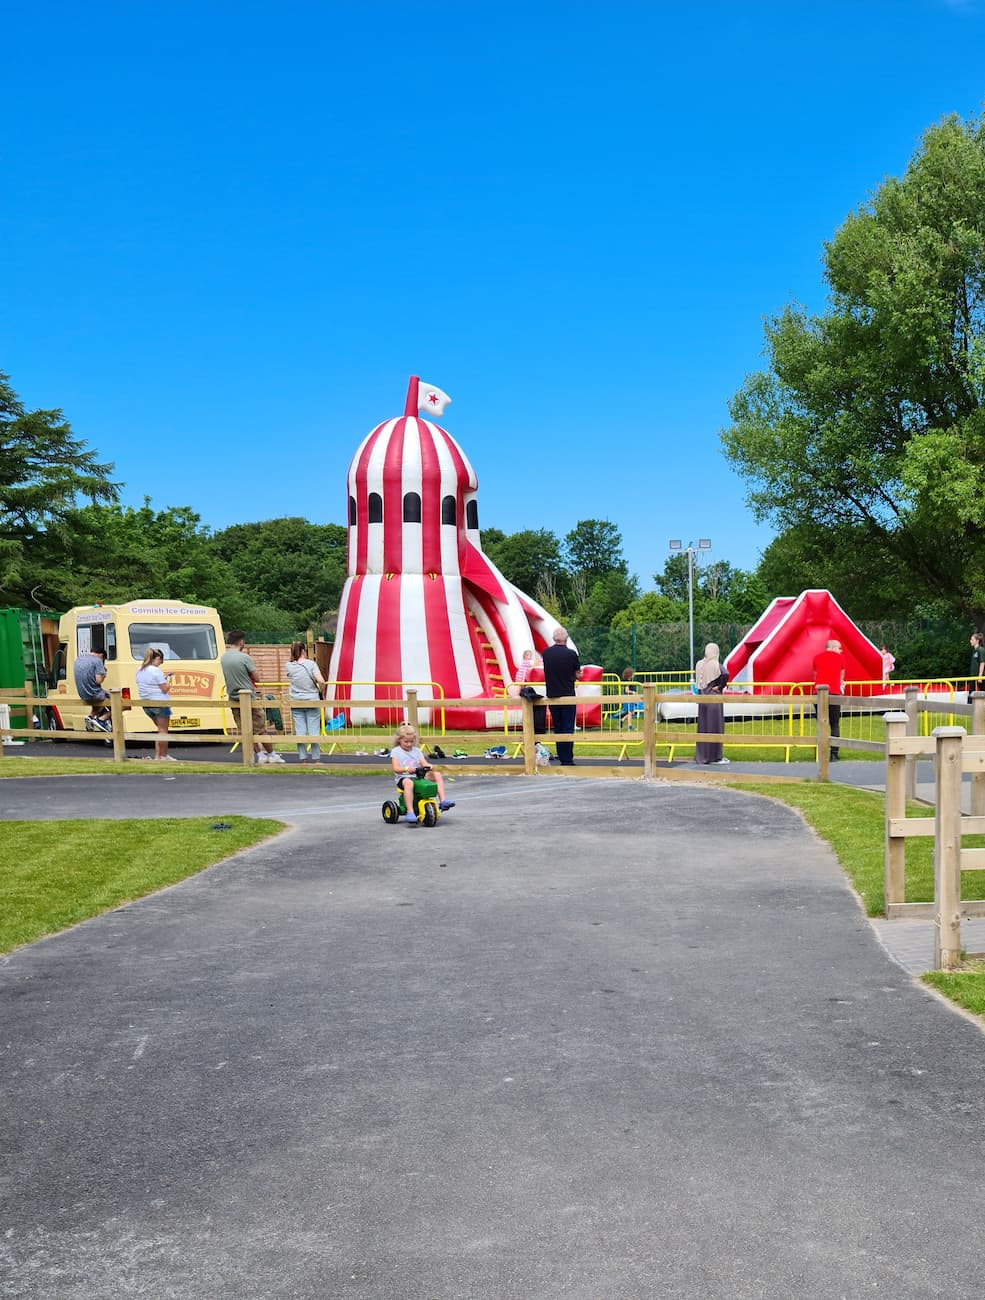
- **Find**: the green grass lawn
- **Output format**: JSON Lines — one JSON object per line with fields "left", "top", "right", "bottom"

{"left": 924, "top": 965, "right": 985, "bottom": 1016}
{"left": 0, "top": 816, "right": 283, "bottom": 953}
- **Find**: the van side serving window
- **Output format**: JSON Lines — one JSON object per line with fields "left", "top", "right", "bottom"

{"left": 128, "top": 623, "right": 218, "bottom": 661}
{"left": 79, "top": 623, "right": 117, "bottom": 660}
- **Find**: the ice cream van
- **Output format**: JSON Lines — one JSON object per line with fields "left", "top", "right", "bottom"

{"left": 53, "top": 600, "right": 228, "bottom": 734}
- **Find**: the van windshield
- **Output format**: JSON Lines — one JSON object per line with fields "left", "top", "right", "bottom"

{"left": 128, "top": 623, "right": 218, "bottom": 662}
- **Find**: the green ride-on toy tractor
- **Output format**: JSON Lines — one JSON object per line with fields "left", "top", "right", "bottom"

{"left": 381, "top": 768, "right": 444, "bottom": 828}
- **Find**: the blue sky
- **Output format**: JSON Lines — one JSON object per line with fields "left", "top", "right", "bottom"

{"left": 4, "top": 0, "right": 985, "bottom": 592}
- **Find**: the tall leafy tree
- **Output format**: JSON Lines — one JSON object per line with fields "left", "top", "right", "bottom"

{"left": 209, "top": 518, "right": 347, "bottom": 627}
{"left": 482, "top": 527, "right": 566, "bottom": 598}
{"left": 29, "top": 500, "right": 238, "bottom": 613}
{"left": 722, "top": 113, "right": 985, "bottom": 620}
{"left": 564, "top": 519, "right": 627, "bottom": 577}
{"left": 755, "top": 523, "right": 915, "bottom": 619}
{"left": 0, "top": 371, "right": 117, "bottom": 599}
{"left": 571, "top": 569, "right": 641, "bottom": 627}
{"left": 654, "top": 553, "right": 695, "bottom": 604}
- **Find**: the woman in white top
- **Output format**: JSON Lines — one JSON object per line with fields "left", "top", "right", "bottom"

{"left": 285, "top": 642, "right": 326, "bottom": 763}
{"left": 136, "top": 648, "right": 175, "bottom": 761}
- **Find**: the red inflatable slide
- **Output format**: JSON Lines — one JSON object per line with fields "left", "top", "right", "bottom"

{"left": 724, "top": 590, "right": 883, "bottom": 696}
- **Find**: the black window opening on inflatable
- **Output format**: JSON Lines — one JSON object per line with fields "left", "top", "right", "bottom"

{"left": 466, "top": 499, "right": 479, "bottom": 530}
{"left": 368, "top": 492, "right": 383, "bottom": 523}
{"left": 403, "top": 492, "right": 422, "bottom": 523}
{"left": 349, "top": 496, "right": 357, "bottom": 525}
{"left": 441, "top": 495, "right": 456, "bottom": 525}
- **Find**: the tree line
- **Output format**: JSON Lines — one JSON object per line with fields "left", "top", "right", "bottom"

{"left": 5, "top": 110, "right": 985, "bottom": 674}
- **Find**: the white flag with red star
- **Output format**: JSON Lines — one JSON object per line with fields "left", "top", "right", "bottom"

{"left": 417, "top": 382, "right": 452, "bottom": 417}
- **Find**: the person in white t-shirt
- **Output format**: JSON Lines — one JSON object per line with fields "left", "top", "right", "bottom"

{"left": 136, "top": 648, "right": 175, "bottom": 761}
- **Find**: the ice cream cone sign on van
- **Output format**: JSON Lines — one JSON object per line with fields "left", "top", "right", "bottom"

{"left": 54, "top": 601, "right": 228, "bottom": 733}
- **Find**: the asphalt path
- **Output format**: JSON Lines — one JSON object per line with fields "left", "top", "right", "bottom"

{"left": 2, "top": 773, "right": 985, "bottom": 1298}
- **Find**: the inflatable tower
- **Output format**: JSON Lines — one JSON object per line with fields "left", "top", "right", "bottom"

{"left": 328, "top": 378, "right": 562, "bottom": 727}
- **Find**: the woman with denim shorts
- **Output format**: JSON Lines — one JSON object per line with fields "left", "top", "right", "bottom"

{"left": 136, "top": 648, "right": 175, "bottom": 761}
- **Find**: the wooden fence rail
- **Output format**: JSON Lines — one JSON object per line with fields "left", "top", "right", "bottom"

{"left": 1, "top": 683, "right": 844, "bottom": 776}
{"left": 884, "top": 708, "right": 985, "bottom": 969}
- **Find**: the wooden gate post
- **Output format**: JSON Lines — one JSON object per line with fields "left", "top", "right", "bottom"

{"left": 406, "top": 688, "right": 419, "bottom": 731}
{"left": 970, "top": 692, "right": 985, "bottom": 818}
{"left": 933, "top": 726, "right": 965, "bottom": 971}
{"left": 521, "top": 698, "right": 536, "bottom": 775}
{"left": 884, "top": 712, "right": 909, "bottom": 914}
{"left": 904, "top": 685, "right": 919, "bottom": 801}
{"left": 109, "top": 689, "right": 127, "bottom": 762}
{"left": 23, "top": 680, "right": 34, "bottom": 734}
{"left": 642, "top": 683, "right": 656, "bottom": 780}
{"left": 238, "top": 690, "right": 254, "bottom": 766}
{"left": 816, "top": 685, "right": 830, "bottom": 780}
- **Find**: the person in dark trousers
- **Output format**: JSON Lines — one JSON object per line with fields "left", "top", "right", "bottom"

{"left": 812, "top": 638, "right": 845, "bottom": 761}
{"left": 970, "top": 633, "right": 985, "bottom": 692}
{"left": 541, "top": 626, "right": 582, "bottom": 766}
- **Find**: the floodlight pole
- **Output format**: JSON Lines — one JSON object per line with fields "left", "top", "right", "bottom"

{"left": 669, "top": 538, "right": 712, "bottom": 674}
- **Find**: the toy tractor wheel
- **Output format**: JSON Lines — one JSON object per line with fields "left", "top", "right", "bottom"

{"left": 422, "top": 802, "right": 438, "bottom": 827}
{"left": 382, "top": 800, "right": 401, "bottom": 824}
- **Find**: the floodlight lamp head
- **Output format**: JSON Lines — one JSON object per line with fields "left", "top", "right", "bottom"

{"left": 668, "top": 540, "right": 682, "bottom": 551}
{"left": 698, "top": 539, "right": 712, "bottom": 550}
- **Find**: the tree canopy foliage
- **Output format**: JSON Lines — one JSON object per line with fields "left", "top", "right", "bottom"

{"left": 209, "top": 518, "right": 347, "bottom": 630}
{"left": 722, "top": 112, "right": 985, "bottom": 621}
{"left": 0, "top": 371, "right": 117, "bottom": 599}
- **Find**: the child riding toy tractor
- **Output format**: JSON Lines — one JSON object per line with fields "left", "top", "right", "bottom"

{"left": 381, "top": 766, "right": 445, "bottom": 827}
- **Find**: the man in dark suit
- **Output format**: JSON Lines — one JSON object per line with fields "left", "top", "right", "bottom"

{"left": 541, "top": 626, "right": 582, "bottom": 766}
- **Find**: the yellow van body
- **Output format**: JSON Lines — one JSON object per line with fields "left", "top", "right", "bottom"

{"left": 54, "top": 600, "right": 228, "bottom": 734}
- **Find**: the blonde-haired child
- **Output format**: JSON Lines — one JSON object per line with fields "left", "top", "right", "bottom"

{"left": 390, "top": 724, "right": 454, "bottom": 823}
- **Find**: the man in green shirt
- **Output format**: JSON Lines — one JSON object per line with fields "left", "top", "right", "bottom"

{"left": 220, "top": 631, "right": 282, "bottom": 764}
{"left": 970, "top": 633, "right": 985, "bottom": 693}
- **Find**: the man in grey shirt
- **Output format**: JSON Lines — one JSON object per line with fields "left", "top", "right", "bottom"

{"left": 74, "top": 650, "right": 111, "bottom": 731}
{"left": 220, "top": 631, "right": 282, "bottom": 764}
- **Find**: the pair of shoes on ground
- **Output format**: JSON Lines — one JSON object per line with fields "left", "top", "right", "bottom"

{"left": 483, "top": 746, "right": 507, "bottom": 759}
{"left": 453, "top": 749, "right": 468, "bottom": 759}
{"left": 155, "top": 755, "right": 178, "bottom": 762}
{"left": 255, "top": 752, "right": 287, "bottom": 765}
{"left": 428, "top": 744, "right": 446, "bottom": 759}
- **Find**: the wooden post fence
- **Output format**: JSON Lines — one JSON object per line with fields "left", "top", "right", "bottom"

{"left": 970, "top": 692, "right": 985, "bottom": 817}
{"left": 904, "top": 685, "right": 919, "bottom": 802}
{"left": 238, "top": 690, "right": 254, "bottom": 766}
{"left": 816, "top": 685, "right": 830, "bottom": 781}
{"left": 109, "top": 689, "right": 126, "bottom": 762}
{"left": 884, "top": 712, "right": 910, "bottom": 915}
{"left": 934, "top": 726, "right": 965, "bottom": 970}
{"left": 642, "top": 683, "right": 656, "bottom": 780}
